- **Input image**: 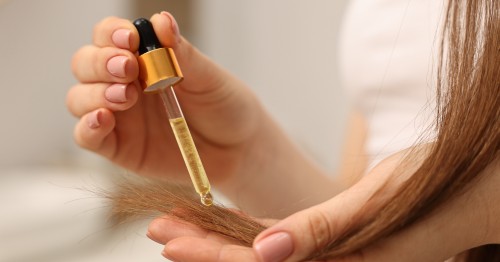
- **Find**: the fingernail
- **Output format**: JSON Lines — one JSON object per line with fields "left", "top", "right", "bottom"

{"left": 112, "top": 29, "right": 131, "bottom": 49}
{"left": 105, "top": 83, "right": 128, "bottom": 103}
{"left": 107, "top": 56, "right": 128, "bottom": 78}
{"left": 161, "top": 11, "right": 181, "bottom": 41}
{"left": 87, "top": 110, "right": 101, "bottom": 129}
{"left": 254, "top": 232, "right": 293, "bottom": 262}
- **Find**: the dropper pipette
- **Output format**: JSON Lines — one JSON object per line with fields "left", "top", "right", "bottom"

{"left": 133, "top": 18, "right": 213, "bottom": 206}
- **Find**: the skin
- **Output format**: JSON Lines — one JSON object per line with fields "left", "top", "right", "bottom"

{"left": 68, "top": 12, "right": 499, "bottom": 262}
{"left": 336, "top": 110, "right": 368, "bottom": 188}
{"left": 148, "top": 152, "right": 500, "bottom": 262}
{"left": 68, "top": 13, "right": 343, "bottom": 218}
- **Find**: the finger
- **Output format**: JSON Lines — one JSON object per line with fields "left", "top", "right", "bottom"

{"left": 150, "top": 12, "right": 181, "bottom": 48}
{"left": 93, "top": 16, "right": 139, "bottom": 50}
{"left": 73, "top": 108, "right": 117, "bottom": 158}
{"left": 71, "top": 45, "right": 138, "bottom": 84}
{"left": 163, "top": 237, "right": 257, "bottom": 262}
{"left": 147, "top": 215, "right": 237, "bottom": 246}
{"left": 66, "top": 82, "right": 139, "bottom": 117}
{"left": 149, "top": 12, "right": 227, "bottom": 94}
{"left": 252, "top": 194, "right": 372, "bottom": 262}
{"left": 148, "top": 216, "right": 209, "bottom": 245}
{"left": 149, "top": 12, "right": 263, "bottom": 146}
{"left": 252, "top": 154, "right": 404, "bottom": 262}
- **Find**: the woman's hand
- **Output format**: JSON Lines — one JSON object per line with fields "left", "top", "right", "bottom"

{"left": 145, "top": 156, "right": 393, "bottom": 262}
{"left": 67, "top": 12, "right": 339, "bottom": 216}
{"left": 67, "top": 13, "right": 261, "bottom": 183}
{"left": 251, "top": 154, "right": 498, "bottom": 262}
{"left": 146, "top": 152, "right": 500, "bottom": 262}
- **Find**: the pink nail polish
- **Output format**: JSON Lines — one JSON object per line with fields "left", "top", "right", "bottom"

{"left": 161, "top": 11, "right": 181, "bottom": 41}
{"left": 254, "top": 232, "right": 293, "bottom": 262}
{"left": 112, "top": 29, "right": 131, "bottom": 49}
{"left": 107, "top": 56, "right": 128, "bottom": 78}
{"left": 87, "top": 110, "right": 101, "bottom": 129}
{"left": 105, "top": 83, "right": 128, "bottom": 103}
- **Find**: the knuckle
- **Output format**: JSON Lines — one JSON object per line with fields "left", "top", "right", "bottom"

{"left": 65, "top": 86, "right": 78, "bottom": 116}
{"left": 70, "top": 52, "right": 79, "bottom": 77}
{"left": 93, "top": 18, "right": 107, "bottom": 43}
{"left": 306, "top": 209, "right": 335, "bottom": 253}
{"left": 93, "top": 16, "right": 131, "bottom": 45}
{"left": 71, "top": 45, "right": 95, "bottom": 80}
{"left": 93, "top": 16, "right": 119, "bottom": 35}
{"left": 74, "top": 120, "right": 100, "bottom": 151}
{"left": 73, "top": 124, "right": 88, "bottom": 149}
{"left": 71, "top": 46, "right": 86, "bottom": 78}
{"left": 90, "top": 49, "right": 102, "bottom": 79}
{"left": 92, "top": 22, "right": 101, "bottom": 43}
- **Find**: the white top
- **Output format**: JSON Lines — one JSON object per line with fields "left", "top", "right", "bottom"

{"left": 338, "top": 0, "right": 445, "bottom": 167}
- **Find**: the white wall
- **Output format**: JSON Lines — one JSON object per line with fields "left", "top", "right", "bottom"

{"left": 0, "top": 0, "right": 349, "bottom": 261}
{"left": 0, "top": 1, "right": 167, "bottom": 262}
{"left": 0, "top": 0, "right": 137, "bottom": 169}
{"left": 190, "top": 0, "right": 349, "bottom": 171}
{"left": 0, "top": 0, "right": 348, "bottom": 172}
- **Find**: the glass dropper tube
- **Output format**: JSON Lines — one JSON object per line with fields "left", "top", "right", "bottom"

{"left": 133, "top": 18, "right": 213, "bottom": 206}
{"left": 158, "top": 86, "right": 213, "bottom": 206}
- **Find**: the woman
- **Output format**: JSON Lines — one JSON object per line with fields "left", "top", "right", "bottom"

{"left": 67, "top": 0, "right": 499, "bottom": 260}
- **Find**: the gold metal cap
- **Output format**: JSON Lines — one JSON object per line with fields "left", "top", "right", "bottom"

{"left": 137, "top": 47, "right": 183, "bottom": 93}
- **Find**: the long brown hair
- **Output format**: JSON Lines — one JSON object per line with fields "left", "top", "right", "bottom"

{"left": 306, "top": 0, "right": 499, "bottom": 259}
{"left": 103, "top": 179, "right": 265, "bottom": 246}
{"left": 105, "top": 0, "right": 499, "bottom": 260}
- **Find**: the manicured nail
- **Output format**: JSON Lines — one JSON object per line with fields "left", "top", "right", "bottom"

{"left": 105, "top": 83, "right": 128, "bottom": 103}
{"left": 161, "top": 11, "right": 181, "bottom": 41}
{"left": 87, "top": 110, "right": 101, "bottom": 129}
{"left": 254, "top": 232, "right": 293, "bottom": 262}
{"left": 107, "top": 56, "right": 128, "bottom": 78}
{"left": 112, "top": 29, "right": 131, "bottom": 49}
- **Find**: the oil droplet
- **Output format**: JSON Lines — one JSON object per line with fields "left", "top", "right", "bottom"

{"left": 201, "top": 192, "right": 213, "bottom": 206}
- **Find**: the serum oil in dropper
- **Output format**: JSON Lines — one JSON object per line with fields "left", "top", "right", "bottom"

{"left": 133, "top": 18, "right": 213, "bottom": 206}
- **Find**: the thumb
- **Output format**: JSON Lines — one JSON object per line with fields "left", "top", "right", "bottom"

{"left": 251, "top": 150, "right": 410, "bottom": 262}
{"left": 149, "top": 12, "right": 230, "bottom": 95}
{"left": 251, "top": 153, "right": 406, "bottom": 262}
{"left": 253, "top": 205, "right": 338, "bottom": 262}
{"left": 147, "top": 12, "right": 261, "bottom": 145}
{"left": 252, "top": 181, "right": 382, "bottom": 262}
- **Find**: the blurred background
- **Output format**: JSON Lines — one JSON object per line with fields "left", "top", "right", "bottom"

{"left": 0, "top": 0, "right": 349, "bottom": 261}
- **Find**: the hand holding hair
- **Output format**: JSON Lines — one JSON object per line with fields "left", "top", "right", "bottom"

{"left": 70, "top": 0, "right": 500, "bottom": 261}
{"left": 146, "top": 1, "right": 500, "bottom": 260}
{"left": 142, "top": 152, "right": 500, "bottom": 262}
{"left": 252, "top": 155, "right": 500, "bottom": 262}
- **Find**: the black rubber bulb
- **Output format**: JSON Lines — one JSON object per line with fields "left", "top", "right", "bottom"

{"left": 133, "top": 18, "right": 162, "bottom": 55}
